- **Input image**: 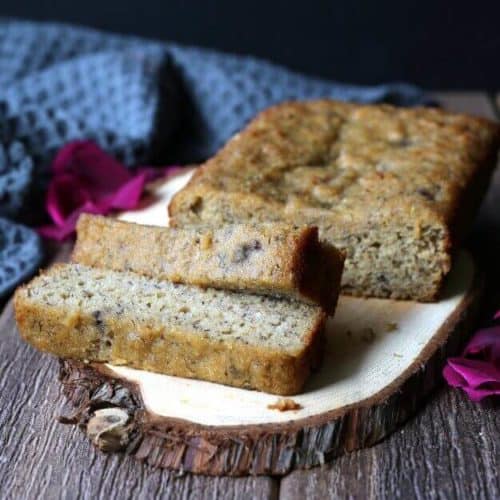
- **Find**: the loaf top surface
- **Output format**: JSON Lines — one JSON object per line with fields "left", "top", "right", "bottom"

{"left": 15, "top": 263, "right": 324, "bottom": 355}
{"left": 170, "top": 100, "right": 500, "bottom": 227}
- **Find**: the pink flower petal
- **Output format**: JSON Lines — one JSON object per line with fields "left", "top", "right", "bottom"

{"left": 465, "top": 387, "right": 500, "bottom": 401}
{"left": 443, "top": 364, "right": 466, "bottom": 387}
{"left": 107, "top": 173, "right": 147, "bottom": 210}
{"left": 443, "top": 361, "right": 500, "bottom": 402}
{"left": 46, "top": 173, "right": 91, "bottom": 225}
{"left": 52, "top": 141, "right": 135, "bottom": 206}
{"left": 464, "top": 325, "right": 500, "bottom": 360}
{"left": 447, "top": 358, "right": 500, "bottom": 386}
{"left": 444, "top": 361, "right": 500, "bottom": 402}
{"left": 53, "top": 141, "right": 132, "bottom": 187}
{"left": 38, "top": 201, "right": 103, "bottom": 241}
{"left": 443, "top": 313, "right": 500, "bottom": 401}
{"left": 38, "top": 141, "right": 182, "bottom": 241}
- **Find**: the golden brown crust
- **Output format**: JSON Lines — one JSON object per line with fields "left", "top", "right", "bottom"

{"left": 14, "top": 266, "right": 327, "bottom": 395}
{"left": 169, "top": 100, "right": 500, "bottom": 301}
{"left": 72, "top": 215, "right": 343, "bottom": 312}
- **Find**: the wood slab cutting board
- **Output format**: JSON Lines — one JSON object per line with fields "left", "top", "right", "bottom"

{"left": 58, "top": 170, "right": 482, "bottom": 476}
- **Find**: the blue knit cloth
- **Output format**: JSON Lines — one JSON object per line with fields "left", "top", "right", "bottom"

{"left": 0, "top": 19, "right": 432, "bottom": 296}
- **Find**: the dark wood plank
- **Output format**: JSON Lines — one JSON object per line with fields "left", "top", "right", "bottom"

{"left": 0, "top": 255, "right": 278, "bottom": 499}
{"left": 282, "top": 92, "right": 500, "bottom": 499}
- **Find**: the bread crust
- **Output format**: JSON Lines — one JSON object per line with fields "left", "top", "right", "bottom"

{"left": 73, "top": 215, "right": 343, "bottom": 313}
{"left": 14, "top": 265, "right": 326, "bottom": 395}
{"left": 169, "top": 100, "right": 500, "bottom": 301}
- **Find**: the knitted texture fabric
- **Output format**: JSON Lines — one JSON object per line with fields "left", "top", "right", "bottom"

{"left": 0, "top": 217, "right": 42, "bottom": 296}
{"left": 0, "top": 19, "right": 431, "bottom": 296}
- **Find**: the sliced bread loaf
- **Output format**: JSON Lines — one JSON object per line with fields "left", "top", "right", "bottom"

{"left": 73, "top": 214, "right": 344, "bottom": 313}
{"left": 169, "top": 100, "right": 500, "bottom": 301}
{"left": 15, "top": 264, "right": 326, "bottom": 395}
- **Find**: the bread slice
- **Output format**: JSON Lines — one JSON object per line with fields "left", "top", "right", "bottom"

{"left": 14, "top": 264, "right": 326, "bottom": 395}
{"left": 72, "top": 214, "right": 344, "bottom": 313}
{"left": 169, "top": 100, "right": 500, "bottom": 301}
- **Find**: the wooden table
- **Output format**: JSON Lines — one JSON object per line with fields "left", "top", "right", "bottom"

{"left": 1, "top": 93, "right": 499, "bottom": 499}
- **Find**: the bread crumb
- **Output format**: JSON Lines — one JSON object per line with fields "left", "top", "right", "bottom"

{"left": 112, "top": 358, "right": 129, "bottom": 366}
{"left": 268, "top": 398, "right": 303, "bottom": 412}
{"left": 385, "top": 322, "right": 398, "bottom": 332}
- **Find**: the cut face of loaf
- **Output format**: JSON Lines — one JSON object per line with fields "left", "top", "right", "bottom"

{"left": 169, "top": 99, "right": 500, "bottom": 301}
{"left": 14, "top": 264, "right": 326, "bottom": 395}
{"left": 73, "top": 214, "right": 344, "bottom": 313}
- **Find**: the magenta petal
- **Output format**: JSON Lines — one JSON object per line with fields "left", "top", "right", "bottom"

{"left": 465, "top": 386, "right": 500, "bottom": 400}
{"left": 464, "top": 326, "right": 500, "bottom": 360}
{"left": 443, "top": 364, "right": 467, "bottom": 388}
{"left": 443, "top": 327, "right": 500, "bottom": 401}
{"left": 51, "top": 141, "right": 87, "bottom": 175}
{"left": 494, "top": 311, "right": 500, "bottom": 320}
{"left": 447, "top": 358, "right": 500, "bottom": 386}
{"left": 53, "top": 141, "right": 133, "bottom": 199}
{"left": 40, "top": 140, "right": 183, "bottom": 241}
{"left": 46, "top": 174, "right": 91, "bottom": 225}
{"left": 38, "top": 201, "right": 103, "bottom": 241}
{"left": 444, "top": 317, "right": 500, "bottom": 401}
{"left": 107, "top": 173, "right": 147, "bottom": 210}
{"left": 443, "top": 360, "right": 500, "bottom": 402}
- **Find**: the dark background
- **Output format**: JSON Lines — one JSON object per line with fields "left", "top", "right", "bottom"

{"left": 2, "top": 0, "right": 500, "bottom": 90}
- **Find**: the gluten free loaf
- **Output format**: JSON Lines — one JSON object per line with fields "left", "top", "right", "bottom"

{"left": 14, "top": 264, "right": 326, "bottom": 395}
{"left": 169, "top": 100, "right": 500, "bottom": 301}
{"left": 73, "top": 214, "right": 344, "bottom": 313}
